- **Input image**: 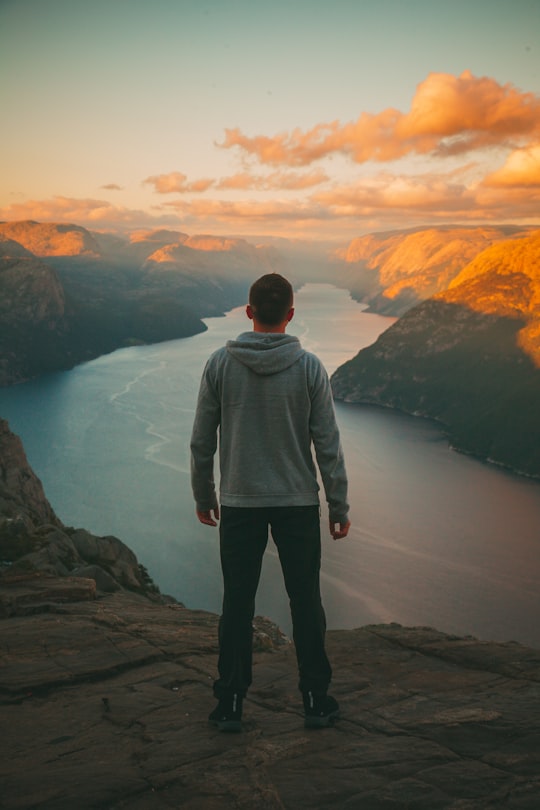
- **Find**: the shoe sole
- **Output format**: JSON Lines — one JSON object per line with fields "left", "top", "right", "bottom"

{"left": 304, "top": 710, "right": 340, "bottom": 729}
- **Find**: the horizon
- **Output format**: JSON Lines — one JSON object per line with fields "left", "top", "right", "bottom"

{"left": 1, "top": 0, "right": 539, "bottom": 241}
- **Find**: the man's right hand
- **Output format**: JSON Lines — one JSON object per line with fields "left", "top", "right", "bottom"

{"left": 196, "top": 506, "right": 220, "bottom": 527}
{"left": 329, "top": 519, "right": 350, "bottom": 540}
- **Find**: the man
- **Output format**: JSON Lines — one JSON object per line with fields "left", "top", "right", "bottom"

{"left": 190, "top": 273, "right": 350, "bottom": 732}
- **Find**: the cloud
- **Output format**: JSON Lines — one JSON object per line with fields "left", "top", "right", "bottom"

{"left": 166, "top": 197, "right": 328, "bottom": 224}
{"left": 143, "top": 172, "right": 214, "bottom": 193}
{"left": 143, "top": 168, "right": 329, "bottom": 194}
{"left": 216, "top": 169, "right": 329, "bottom": 191}
{"left": 219, "top": 72, "right": 540, "bottom": 167}
{"left": 0, "top": 196, "right": 179, "bottom": 231}
{"left": 312, "top": 172, "right": 475, "bottom": 218}
{"left": 101, "top": 183, "right": 123, "bottom": 191}
{"left": 482, "top": 143, "right": 540, "bottom": 187}
{"left": 310, "top": 164, "right": 540, "bottom": 226}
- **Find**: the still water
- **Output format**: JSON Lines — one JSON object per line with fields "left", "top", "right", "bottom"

{"left": 1, "top": 284, "right": 540, "bottom": 646}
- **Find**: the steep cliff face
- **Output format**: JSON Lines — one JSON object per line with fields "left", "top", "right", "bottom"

{"left": 0, "top": 418, "right": 156, "bottom": 595}
{"left": 0, "top": 418, "right": 58, "bottom": 528}
{"left": 0, "top": 237, "right": 68, "bottom": 384}
{"left": 0, "top": 236, "right": 65, "bottom": 321}
{"left": 331, "top": 230, "right": 540, "bottom": 477}
{"left": 337, "top": 225, "right": 530, "bottom": 316}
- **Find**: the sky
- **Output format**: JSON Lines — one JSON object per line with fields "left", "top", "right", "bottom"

{"left": 1, "top": 0, "right": 539, "bottom": 243}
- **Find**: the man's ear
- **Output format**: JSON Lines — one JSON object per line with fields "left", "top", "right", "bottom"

{"left": 286, "top": 307, "right": 295, "bottom": 322}
{"left": 246, "top": 304, "right": 254, "bottom": 320}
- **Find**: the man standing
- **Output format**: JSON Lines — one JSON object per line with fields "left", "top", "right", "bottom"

{"left": 190, "top": 273, "right": 350, "bottom": 731}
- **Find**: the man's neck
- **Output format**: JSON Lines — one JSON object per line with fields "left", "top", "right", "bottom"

{"left": 252, "top": 321, "right": 287, "bottom": 334}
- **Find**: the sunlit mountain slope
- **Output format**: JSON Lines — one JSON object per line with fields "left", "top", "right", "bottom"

{"left": 332, "top": 230, "right": 540, "bottom": 476}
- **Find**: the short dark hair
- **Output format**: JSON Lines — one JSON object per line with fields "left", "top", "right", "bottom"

{"left": 249, "top": 273, "right": 293, "bottom": 326}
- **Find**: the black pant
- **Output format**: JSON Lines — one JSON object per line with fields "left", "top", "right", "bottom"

{"left": 214, "top": 505, "right": 332, "bottom": 698}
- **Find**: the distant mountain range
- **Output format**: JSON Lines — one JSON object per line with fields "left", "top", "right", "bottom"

{"left": 332, "top": 228, "right": 540, "bottom": 477}
{"left": 0, "top": 221, "right": 282, "bottom": 384}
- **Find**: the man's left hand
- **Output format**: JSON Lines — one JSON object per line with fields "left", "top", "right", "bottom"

{"left": 197, "top": 507, "right": 220, "bottom": 527}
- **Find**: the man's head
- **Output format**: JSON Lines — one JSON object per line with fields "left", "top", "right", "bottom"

{"left": 247, "top": 273, "right": 294, "bottom": 332}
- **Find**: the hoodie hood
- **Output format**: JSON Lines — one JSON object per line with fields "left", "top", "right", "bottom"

{"left": 226, "top": 331, "right": 305, "bottom": 376}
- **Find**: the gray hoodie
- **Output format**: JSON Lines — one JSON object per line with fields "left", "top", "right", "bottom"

{"left": 190, "top": 331, "right": 349, "bottom": 523}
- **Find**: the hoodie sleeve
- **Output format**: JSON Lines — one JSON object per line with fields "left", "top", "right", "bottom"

{"left": 308, "top": 357, "right": 350, "bottom": 524}
{"left": 190, "top": 356, "right": 220, "bottom": 512}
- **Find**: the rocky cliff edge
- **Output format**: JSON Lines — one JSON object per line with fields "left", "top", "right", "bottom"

{"left": 1, "top": 420, "right": 539, "bottom": 809}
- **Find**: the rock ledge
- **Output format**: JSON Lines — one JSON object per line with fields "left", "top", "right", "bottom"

{"left": 0, "top": 578, "right": 538, "bottom": 810}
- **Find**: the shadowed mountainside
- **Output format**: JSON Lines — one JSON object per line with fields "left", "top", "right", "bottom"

{"left": 332, "top": 230, "right": 540, "bottom": 476}
{"left": 0, "top": 221, "right": 284, "bottom": 385}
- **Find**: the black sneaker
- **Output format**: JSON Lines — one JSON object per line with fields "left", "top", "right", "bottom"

{"left": 208, "top": 693, "right": 243, "bottom": 732}
{"left": 303, "top": 691, "right": 340, "bottom": 728}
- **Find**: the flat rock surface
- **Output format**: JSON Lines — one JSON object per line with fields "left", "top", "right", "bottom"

{"left": 1, "top": 579, "right": 539, "bottom": 809}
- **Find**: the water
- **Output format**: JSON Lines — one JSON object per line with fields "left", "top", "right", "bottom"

{"left": 2, "top": 284, "right": 540, "bottom": 647}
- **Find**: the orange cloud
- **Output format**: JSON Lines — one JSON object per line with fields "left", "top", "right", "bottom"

{"left": 216, "top": 169, "right": 329, "bottom": 191}
{"left": 215, "top": 172, "right": 253, "bottom": 190}
{"left": 310, "top": 166, "right": 540, "bottom": 226}
{"left": 0, "top": 196, "right": 178, "bottom": 230}
{"left": 219, "top": 72, "right": 540, "bottom": 167}
{"left": 399, "top": 72, "right": 540, "bottom": 152}
{"left": 144, "top": 172, "right": 214, "bottom": 193}
{"left": 313, "top": 172, "right": 475, "bottom": 218}
{"left": 166, "top": 197, "right": 328, "bottom": 223}
{"left": 483, "top": 144, "right": 540, "bottom": 187}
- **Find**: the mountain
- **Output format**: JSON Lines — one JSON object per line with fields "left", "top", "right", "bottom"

{"left": 335, "top": 225, "right": 532, "bottom": 316}
{"left": 331, "top": 230, "right": 540, "bottom": 477}
{"left": 0, "top": 235, "right": 71, "bottom": 383}
{"left": 0, "top": 221, "right": 283, "bottom": 385}
{"left": 0, "top": 220, "right": 103, "bottom": 257}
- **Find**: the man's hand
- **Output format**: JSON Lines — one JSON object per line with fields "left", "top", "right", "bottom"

{"left": 329, "top": 519, "right": 350, "bottom": 540}
{"left": 196, "top": 506, "right": 220, "bottom": 527}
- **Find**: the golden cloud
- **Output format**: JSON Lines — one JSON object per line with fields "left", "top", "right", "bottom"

{"left": 312, "top": 167, "right": 540, "bottom": 225}
{"left": 144, "top": 172, "right": 214, "bottom": 193}
{"left": 219, "top": 72, "right": 540, "bottom": 167}
{"left": 216, "top": 169, "right": 329, "bottom": 191}
{"left": 143, "top": 169, "right": 329, "bottom": 194}
{"left": 0, "top": 196, "right": 178, "bottom": 230}
{"left": 313, "top": 172, "right": 474, "bottom": 215}
{"left": 483, "top": 144, "right": 540, "bottom": 187}
{"left": 166, "top": 197, "right": 328, "bottom": 223}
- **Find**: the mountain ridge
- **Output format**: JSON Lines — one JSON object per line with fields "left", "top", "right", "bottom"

{"left": 335, "top": 224, "right": 535, "bottom": 316}
{"left": 331, "top": 229, "right": 540, "bottom": 476}
{"left": 0, "top": 221, "right": 282, "bottom": 385}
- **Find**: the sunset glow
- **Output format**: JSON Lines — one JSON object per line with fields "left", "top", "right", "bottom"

{"left": 1, "top": 0, "right": 539, "bottom": 240}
